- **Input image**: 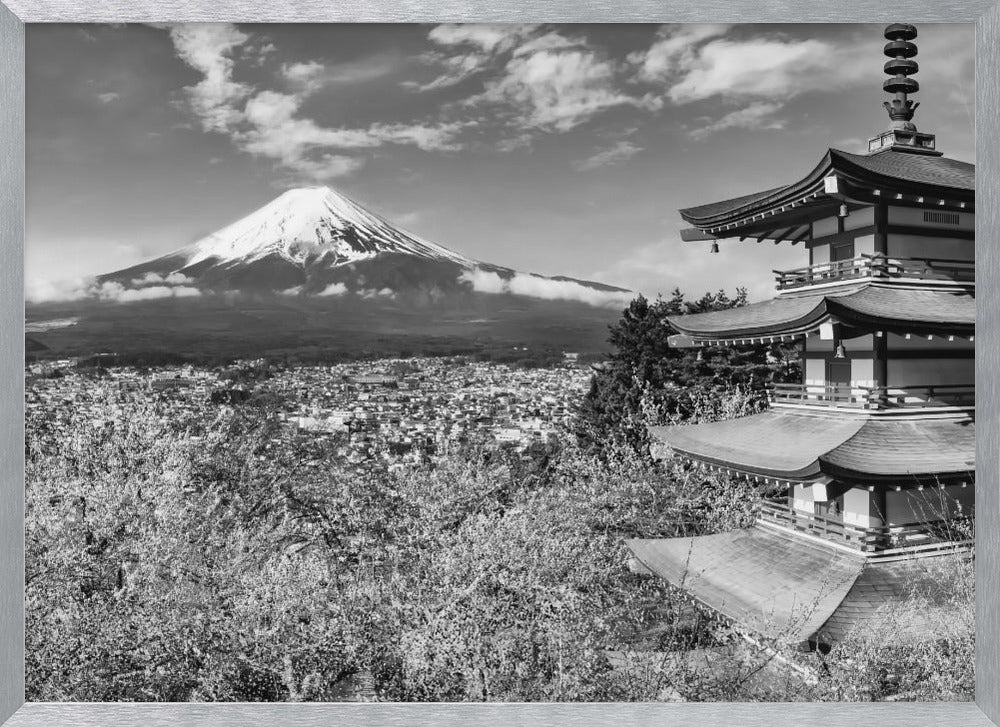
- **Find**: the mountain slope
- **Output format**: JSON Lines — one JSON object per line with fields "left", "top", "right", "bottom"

{"left": 27, "top": 186, "right": 634, "bottom": 358}
{"left": 97, "top": 186, "right": 628, "bottom": 302}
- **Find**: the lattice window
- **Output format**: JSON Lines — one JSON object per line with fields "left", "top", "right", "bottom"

{"left": 923, "top": 211, "right": 961, "bottom": 225}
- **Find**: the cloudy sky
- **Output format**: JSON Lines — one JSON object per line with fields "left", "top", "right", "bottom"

{"left": 26, "top": 23, "right": 974, "bottom": 303}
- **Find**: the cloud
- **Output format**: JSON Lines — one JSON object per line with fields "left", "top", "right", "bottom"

{"left": 428, "top": 24, "right": 535, "bottom": 54}
{"left": 512, "top": 31, "right": 585, "bottom": 57}
{"left": 27, "top": 274, "right": 203, "bottom": 303}
{"left": 131, "top": 272, "right": 196, "bottom": 286}
{"left": 276, "top": 154, "right": 368, "bottom": 183}
{"left": 291, "top": 55, "right": 402, "bottom": 89}
{"left": 574, "top": 140, "right": 642, "bottom": 171}
{"left": 248, "top": 39, "right": 277, "bottom": 65}
{"left": 406, "top": 25, "right": 537, "bottom": 92}
{"left": 404, "top": 53, "right": 489, "bottom": 92}
{"left": 460, "top": 268, "right": 632, "bottom": 308}
{"left": 99, "top": 283, "right": 202, "bottom": 302}
{"left": 318, "top": 282, "right": 348, "bottom": 296}
{"left": 667, "top": 37, "right": 850, "bottom": 104}
{"left": 473, "top": 46, "right": 661, "bottom": 132}
{"left": 97, "top": 92, "right": 120, "bottom": 104}
{"left": 420, "top": 26, "right": 661, "bottom": 135}
{"left": 235, "top": 89, "right": 463, "bottom": 180}
{"left": 26, "top": 277, "right": 93, "bottom": 304}
{"left": 165, "top": 26, "right": 465, "bottom": 184}
{"left": 281, "top": 60, "right": 326, "bottom": 95}
{"left": 168, "top": 24, "right": 251, "bottom": 133}
{"left": 689, "top": 101, "right": 786, "bottom": 139}
{"left": 628, "top": 24, "right": 732, "bottom": 81}
{"left": 626, "top": 27, "right": 886, "bottom": 139}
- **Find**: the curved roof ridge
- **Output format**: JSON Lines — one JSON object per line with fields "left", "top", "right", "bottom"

{"left": 679, "top": 147, "right": 975, "bottom": 228}
{"left": 665, "top": 284, "right": 974, "bottom": 339}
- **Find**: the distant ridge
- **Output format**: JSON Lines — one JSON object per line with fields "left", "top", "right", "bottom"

{"left": 97, "top": 186, "right": 631, "bottom": 302}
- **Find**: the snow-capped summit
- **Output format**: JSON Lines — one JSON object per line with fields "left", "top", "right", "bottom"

{"left": 181, "top": 186, "right": 474, "bottom": 269}
{"left": 96, "top": 185, "right": 631, "bottom": 306}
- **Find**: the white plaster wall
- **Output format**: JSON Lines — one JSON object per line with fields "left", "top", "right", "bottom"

{"left": 853, "top": 233, "right": 876, "bottom": 254}
{"left": 843, "top": 487, "right": 878, "bottom": 528}
{"left": 844, "top": 207, "right": 875, "bottom": 231}
{"left": 851, "top": 359, "right": 875, "bottom": 387}
{"left": 805, "top": 358, "right": 826, "bottom": 386}
{"left": 813, "top": 216, "right": 839, "bottom": 237}
{"left": 792, "top": 483, "right": 815, "bottom": 514}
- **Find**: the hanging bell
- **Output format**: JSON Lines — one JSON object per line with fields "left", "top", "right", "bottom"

{"left": 834, "top": 342, "right": 847, "bottom": 359}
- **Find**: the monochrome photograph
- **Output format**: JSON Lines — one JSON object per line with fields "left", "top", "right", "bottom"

{"left": 24, "top": 22, "right": 975, "bottom": 702}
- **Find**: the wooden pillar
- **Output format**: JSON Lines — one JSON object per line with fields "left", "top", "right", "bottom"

{"left": 875, "top": 487, "right": 888, "bottom": 528}
{"left": 874, "top": 329, "right": 888, "bottom": 388}
{"left": 873, "top": 203, "right": 888, "bottom": 255}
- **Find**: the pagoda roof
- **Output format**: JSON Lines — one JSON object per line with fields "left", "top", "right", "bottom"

{"left": 666, "top": 283, "right": 974, "bottom": 341}
{"left": 679, "top": 148, "right": 975, "bottom": 235}
{"left": 627, "top": 526, "right": 967, "bottom": 644}
{"left": 650, "top": 409, "right": 974, "bottom": 484}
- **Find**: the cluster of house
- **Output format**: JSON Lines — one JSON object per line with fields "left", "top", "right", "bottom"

{"left": 25, "top": 357, "right": 591, "bottom": 468}
{"left": 266, "top": 359, "right": 590, "bottom": 463}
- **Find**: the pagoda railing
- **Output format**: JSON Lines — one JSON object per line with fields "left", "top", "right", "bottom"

{"left": 769, "top": 383, "right": 975, "bottom": 410}
{"left": 758, "top": 499, "right": 969, "bottom": 553}
{"left": 774, "top": 254, "right": 975, "bottom": 290}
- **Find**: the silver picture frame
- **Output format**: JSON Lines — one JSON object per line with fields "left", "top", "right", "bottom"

{"left": 2, "top": 2, "right": 998, "bottom": 725}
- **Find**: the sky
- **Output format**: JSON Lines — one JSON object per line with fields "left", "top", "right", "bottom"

{"left": 25, "top": 23, "right": 975, "bottom": 304}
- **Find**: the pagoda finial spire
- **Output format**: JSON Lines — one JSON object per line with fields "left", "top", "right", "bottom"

{"left": 866, "top": 23, "right": 941, "bottom": 156}
{"left": 882, "top": 24, "right": 920, "bottom": 130}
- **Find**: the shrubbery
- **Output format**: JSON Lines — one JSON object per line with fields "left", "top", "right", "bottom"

{"left": 26, "top": 402, "right": 765, "bottom": 702}
{"left": 24, "top": 289, "right": 974, "bottom": 702}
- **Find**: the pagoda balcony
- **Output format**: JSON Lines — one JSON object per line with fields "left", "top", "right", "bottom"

{"left": 768, "top": 382, "right": 974, "bottom": 411}
{"left": 757, "top": 499, "right": 970, "bottom": 555}
{"left": 773, "top": 254, "right": 975, "bottom": 291}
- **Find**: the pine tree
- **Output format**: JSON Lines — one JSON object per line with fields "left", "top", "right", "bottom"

{"left": 575, "top": 289, "right": 799, "bottom": 454}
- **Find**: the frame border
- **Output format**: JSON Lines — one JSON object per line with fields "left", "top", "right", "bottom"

{"left": 3, "top": 4, "right": 998, "bottom": 726}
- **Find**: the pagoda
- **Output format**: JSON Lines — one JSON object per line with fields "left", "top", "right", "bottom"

{"left": 626, "top": 24, "right": 975, "bottom": 648}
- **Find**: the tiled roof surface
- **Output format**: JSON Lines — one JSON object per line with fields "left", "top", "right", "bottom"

{"left": 833, "top": 149, "right": 975, "bottom": 191}
{"left": 679, "top": 149, "right": 974, "bottom": 225}
{"left": 668, "top": 292, "right": 830, "bottom": 336}
{"left": 679, "top": 184, "right": 791, "bottom": 221}
{"left": 667, "top": 284, "right": 975, "bottom": 338}
{"left": 652, "top": 410, "right": 975, "bottom": 482}
{"left": 823, "top": 417, "right": 975, "bottom": 478}
{"left": 816, "top": 554, "right": 969, "bottom": 643}
{"left": 827, "top": 285, "right": 975, "bottom": 326}
{"left": 628, "top": 527, "right": 970, "bottom": 644}
{"left": 650, "top": 411, "right": 864, "bottom": 479}
{"left": 626, "top": 527, "right": 864, "bottom": 642}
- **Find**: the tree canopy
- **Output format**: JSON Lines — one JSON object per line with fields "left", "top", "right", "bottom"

{"left": 575, "top": 289, "right": 800, "bottom": 452}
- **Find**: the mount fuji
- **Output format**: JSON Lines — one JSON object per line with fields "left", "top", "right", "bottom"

{"left": 96, "top": 186, "right": 629, "bottom": 304}
{"left": 28, "top": 187, "right": 633, "bottom": 359}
